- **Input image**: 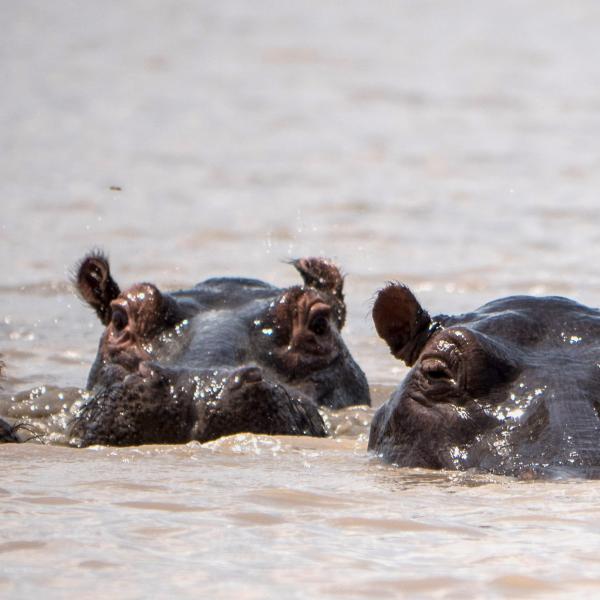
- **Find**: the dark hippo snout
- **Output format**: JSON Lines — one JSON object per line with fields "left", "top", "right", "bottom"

{"left": 194, "top": 365, "right": 327, "bottom": 443}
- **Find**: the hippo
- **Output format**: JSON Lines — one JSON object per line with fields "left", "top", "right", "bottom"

{"left": 0, "top": 420, "right": 18, "bottom": 443}
{"left": 368, "top": 283, "right": 600, "bottom": 478}
{"left": 69, "top": 252, "right": 370, "bottom": 447}
{"left": 0, "top": 362, "right": 18, "bottom": 443}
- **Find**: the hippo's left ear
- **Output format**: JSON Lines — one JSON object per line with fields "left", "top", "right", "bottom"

{"left": 73, "top": 251, "right": 121, "bottom": 325}
{"left": 372, "top": 283, "right": 433, "bottom": 366}
{"left": 291, "top": 257, "right": 346, "bottom": 328}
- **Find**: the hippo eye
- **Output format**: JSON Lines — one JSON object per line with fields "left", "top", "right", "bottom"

{"left": 421, "top": 358, "right": 454, "bottom": 383}
{"left": 111, "top": 308, "right": 128, "bottom": 332}
{"left": 309, "top": 313, "right": 330, "bottom": 336}
{"left": 427, "top": 368, "right": 451, "bottom": 380}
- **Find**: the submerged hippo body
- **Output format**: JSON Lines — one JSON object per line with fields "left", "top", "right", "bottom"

{"left": 70, "top": 252, "right": 369, "bottom": 447}
{"left": 369, "top": 284, "right": 600, "bottom": 478}
{"left": 0, "top": 419, "right": 18, "bottom": 443}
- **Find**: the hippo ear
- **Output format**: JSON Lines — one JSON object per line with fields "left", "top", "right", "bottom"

{"left": 73, "top": 251, "right": 121, "bottom": 325}
{"left": 291, "top": 257, "right": 344, "bottom": 296}
{"left": 291, "top": 257, "right": 346, "bottom": 328}
{"left": 372, "top": 283, "right": 433, "bottom": 366}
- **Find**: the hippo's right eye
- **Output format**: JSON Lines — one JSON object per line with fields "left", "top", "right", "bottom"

{"left": 111, "top": 308, "right": 128, "bottom": 332}
{"left": 309, "top": 314, "right": 330, "bottom": 336}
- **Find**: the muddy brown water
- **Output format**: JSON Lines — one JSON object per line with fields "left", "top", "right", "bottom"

{"left": 4, "top": 1, "right": 600, "bottom": 598}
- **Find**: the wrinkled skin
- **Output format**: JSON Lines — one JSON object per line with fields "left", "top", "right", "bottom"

{"left": 369, "top": 284, "right": 600, "bottom": 478}
{"left": 69, "top": 252, "right": 370, "bottom": 447}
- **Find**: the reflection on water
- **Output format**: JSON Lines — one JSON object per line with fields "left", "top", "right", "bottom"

{"left": 4, "top": 0, "right": 600, "bottom": 597}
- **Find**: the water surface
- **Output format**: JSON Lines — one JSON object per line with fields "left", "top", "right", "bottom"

{"left": 3, "top": 1, "right": 600, "bottom": 597}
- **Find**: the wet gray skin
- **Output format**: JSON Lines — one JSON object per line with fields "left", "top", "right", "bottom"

{"left": 68, "top": 252, "right": 370, "bottom": 447}
{"left": 0, "top": 420, "right": 19, "bottom": 443}
{"left": 0, "top": 363, "right": 19, "bottom": 442}
{"left": 369, "top": 284, "right": 600, "bottom": 479}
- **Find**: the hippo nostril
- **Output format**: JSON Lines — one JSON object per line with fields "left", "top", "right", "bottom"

{"left": 244, "top": 368, "right": 263, "bottom": 383}
{"left": 229, "top": 367, "right": 263, "bottom": 390}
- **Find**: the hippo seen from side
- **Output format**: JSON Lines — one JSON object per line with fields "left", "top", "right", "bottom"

{"left": 69, "top": 252, "right": 370, "bottom": 447}
{"left": 369, "top": 283, "right": 600, "bottom": 478}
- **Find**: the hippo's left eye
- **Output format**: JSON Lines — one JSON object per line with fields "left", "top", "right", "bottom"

{"left": 309, "top": 313, "right": 330, "bottom": 336}
{"left": 421, "top": 358, "right": 454, "bottom": 383}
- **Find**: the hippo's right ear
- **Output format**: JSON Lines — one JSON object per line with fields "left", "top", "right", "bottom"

{"left": 73, "top": 251, "right": 121, "bottom": 325}
{"left": 372, "top": 283, "right": 433, "bottom": 366}
{"left": 291, "top": 257, "right": 346, "bottom": 328}
{"left": 291, "top": 257, "right": 344, "bottom": 296}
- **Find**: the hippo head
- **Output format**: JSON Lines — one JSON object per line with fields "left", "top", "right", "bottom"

{"left": 369, "top": 283, "right": 600, "bottom": 478}
{"left": 70, "top": 252, "right": 369, "bottom": 446}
